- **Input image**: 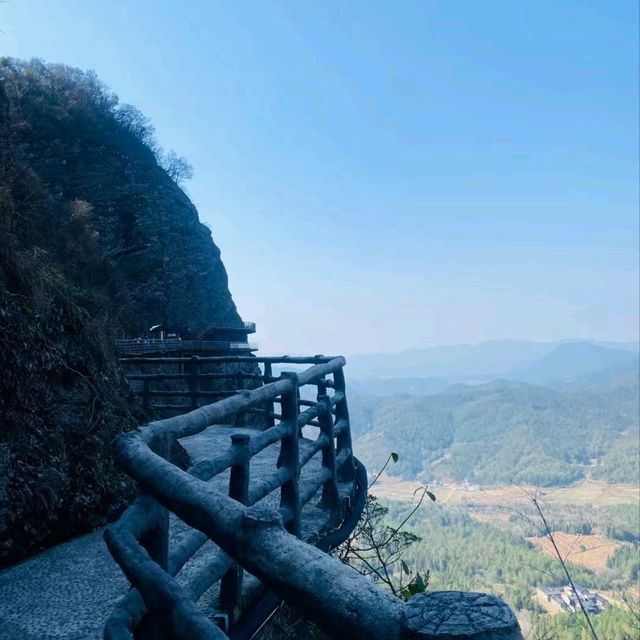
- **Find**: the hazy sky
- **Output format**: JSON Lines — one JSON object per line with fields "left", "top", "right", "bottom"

{"left": 2, "top": 1, "right": 639, "bottom": 355}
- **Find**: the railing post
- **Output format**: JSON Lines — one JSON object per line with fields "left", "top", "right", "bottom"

{"left": 138, "top": 433, "right": 171, "bottom": 639}
{"left": 332, "top": 365, "right": 355, "bottom": 482}
{"left": 142, "top": 379, "right": 150, "bottom": 414}
{"left": 220, "top": 433, "right": 251, "bottom": 624}
{"left": 315, "top": 356, "right": 327, "bottom": 399}
{"left": 263, "top": 362, "right": 275, "bottom": 428}
{"left": 139, "top": 434, "right": 171, "bottom": 570}
{"left": 188, "top": 355, "right": 199, "bottom": 410}
{"left": 234, "top": 389, "right": 250, "bottom": 427}
{"left": 293, "top": 377, "right": 303, "bottom": 438}
{"left": 317, "top": 395, "right": 340, "bottom": 517}
{"left": 278, "top": 372, "right": 301, "bottom": 537}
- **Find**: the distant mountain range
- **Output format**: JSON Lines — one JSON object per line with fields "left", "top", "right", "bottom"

{"left": 347, "top": 340, "right": 638, "bottom": 391}
{"left": 511, "top": 342, "right": 638, "bottom": 386}
{"left": 345, "top": 339, "right": 639, "bottom": 487}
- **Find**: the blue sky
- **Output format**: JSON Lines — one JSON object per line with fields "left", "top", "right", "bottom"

{"left": 2, "top": 0, "right": 638, "bottom": 354}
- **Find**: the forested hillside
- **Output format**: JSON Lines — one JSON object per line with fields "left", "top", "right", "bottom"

{"left": 386, "top": 501, "right": 639, "bottom": 640}
{"left": 351, "top": 373, "right": 639, "bottom": 486}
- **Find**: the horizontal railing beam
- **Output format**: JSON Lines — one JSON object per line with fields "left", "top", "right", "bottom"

{"left": 119, "top": 355, "right": 337, "bottom": 365}
{"left": 109, "top": 436, "right": 402, "bottom": 640}
{"left": 106, "top": 355, "right": 359, "bottom": 639}
{"left": 144, "top": 390, "right": 236, "bottom": 398}
{"left": 136, "top": 358, "right": 345, "bottom": 445}
{"left": 333, "top": 418, "right": 349, "bottom": 437}
{"left": 104, "top": 527, "right": 228, "bottom": 640}
{"left": 125, "top": 372, "right": 266, "bottom": 382}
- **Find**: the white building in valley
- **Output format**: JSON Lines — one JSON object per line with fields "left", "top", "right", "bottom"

{"left": 537, "top": 585, "right": 608, "bottom": 614}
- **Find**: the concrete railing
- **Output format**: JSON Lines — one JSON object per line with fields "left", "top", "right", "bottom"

{"left": 115, "top": 339, "right": 258, "bottom": 356}
{"left": 105, "top": 355, "right": 522, "bottom": 640}
{"left": 104, "top": 357, "right": 359, "bottom": 639}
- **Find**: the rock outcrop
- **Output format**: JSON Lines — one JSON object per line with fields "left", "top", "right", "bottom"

{"left": 0, "top": 58, "right": 244, "bottom": 564}
{"left": 1, "top": 57, "right": 241, "bottom": 336}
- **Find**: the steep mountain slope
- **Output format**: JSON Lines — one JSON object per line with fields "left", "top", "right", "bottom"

{"left": 0, "top": 59, "right": 244, "bottom": 564}
{"left": 1, "top": 58, "right": 241, "bottom": 336}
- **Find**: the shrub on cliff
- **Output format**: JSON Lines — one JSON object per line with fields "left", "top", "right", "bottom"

{"left": 0, "top": 157, "right": 139, "bottom": 565}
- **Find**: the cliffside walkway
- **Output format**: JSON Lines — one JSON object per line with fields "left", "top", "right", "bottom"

{"left": 0, "top": 528, "right": 127, "bottom": 640}
{"left": 105, "top": 355, "right": 522, "bottom": 640}
{"left": 0, "top": 356, "right": 522, "bottom": 640}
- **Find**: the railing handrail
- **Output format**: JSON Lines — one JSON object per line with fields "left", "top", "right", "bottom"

{"left": 188, "top": 320, "right": 257, "bottom": 333}
{"left": 105, "top": 354, "right": 521, "bottom": 640}
{"left": 134, "top": 357, "right": 344, "bottom": 445}
{"left": 105, "top": 356, "right": 355, "bottom": 640}
{"left": 115, "top": 339, "right": 258, "bottom": 354}
{"left": 118, "top": 354, "right": 335, "bottom": 364}
{"left": 193, "top": 320, "right": 256, "bottom": 331}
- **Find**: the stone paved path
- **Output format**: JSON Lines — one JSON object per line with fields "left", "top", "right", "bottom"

{"left": 0, "top": 425, "right": 342, "bottom": 639}
{"left": 0, "top": 528, "right": 126, "bottom": 640}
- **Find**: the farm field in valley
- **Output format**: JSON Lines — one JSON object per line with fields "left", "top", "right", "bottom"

{"left": 371, "top": 476, "right": 640, "bottom": 509}
{"left": 373, "top": 472, "right": 640, "bottom": 637}
{"left": 527, "top": 531, "right": 621, "bottom": 573}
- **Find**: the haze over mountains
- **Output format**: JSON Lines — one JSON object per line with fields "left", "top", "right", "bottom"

{"left": 347, "top": 339, "right": 639, "bottom": 390}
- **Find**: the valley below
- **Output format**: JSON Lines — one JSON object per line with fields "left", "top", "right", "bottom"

{"left": 346, "top": 342, "right": 639, "bottom": 639}
{"left": 371, "top": 475, "right": 639, "bottom": 638}
{"left": 372, "top": 476, "right": 640, "bottom": 511}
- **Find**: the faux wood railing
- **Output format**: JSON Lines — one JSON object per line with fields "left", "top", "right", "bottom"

{"left": 119, "top": 354, "right": 303, "bottom": 414}
{"left": 106, "top": 355, "right": 522, "bottom": 640}
{"left": 104, "top": 356, "right": 359, "bottom": 639}
{"left": 115, "top": 339, "right": 258, "bottom": 356}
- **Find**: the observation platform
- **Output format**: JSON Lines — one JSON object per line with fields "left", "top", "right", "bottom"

{"left": 115, "top": 321, "right": 257, "bottom": 357}
{"left": 115, "top": 339, "right": 258, "bottom": 357}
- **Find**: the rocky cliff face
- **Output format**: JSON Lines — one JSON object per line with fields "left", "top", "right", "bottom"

{"left": 2, "top": 58, "right": 241, "bottom": 336}
{"left": 0, "top": 58, "right": 244, "bottom": 564}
